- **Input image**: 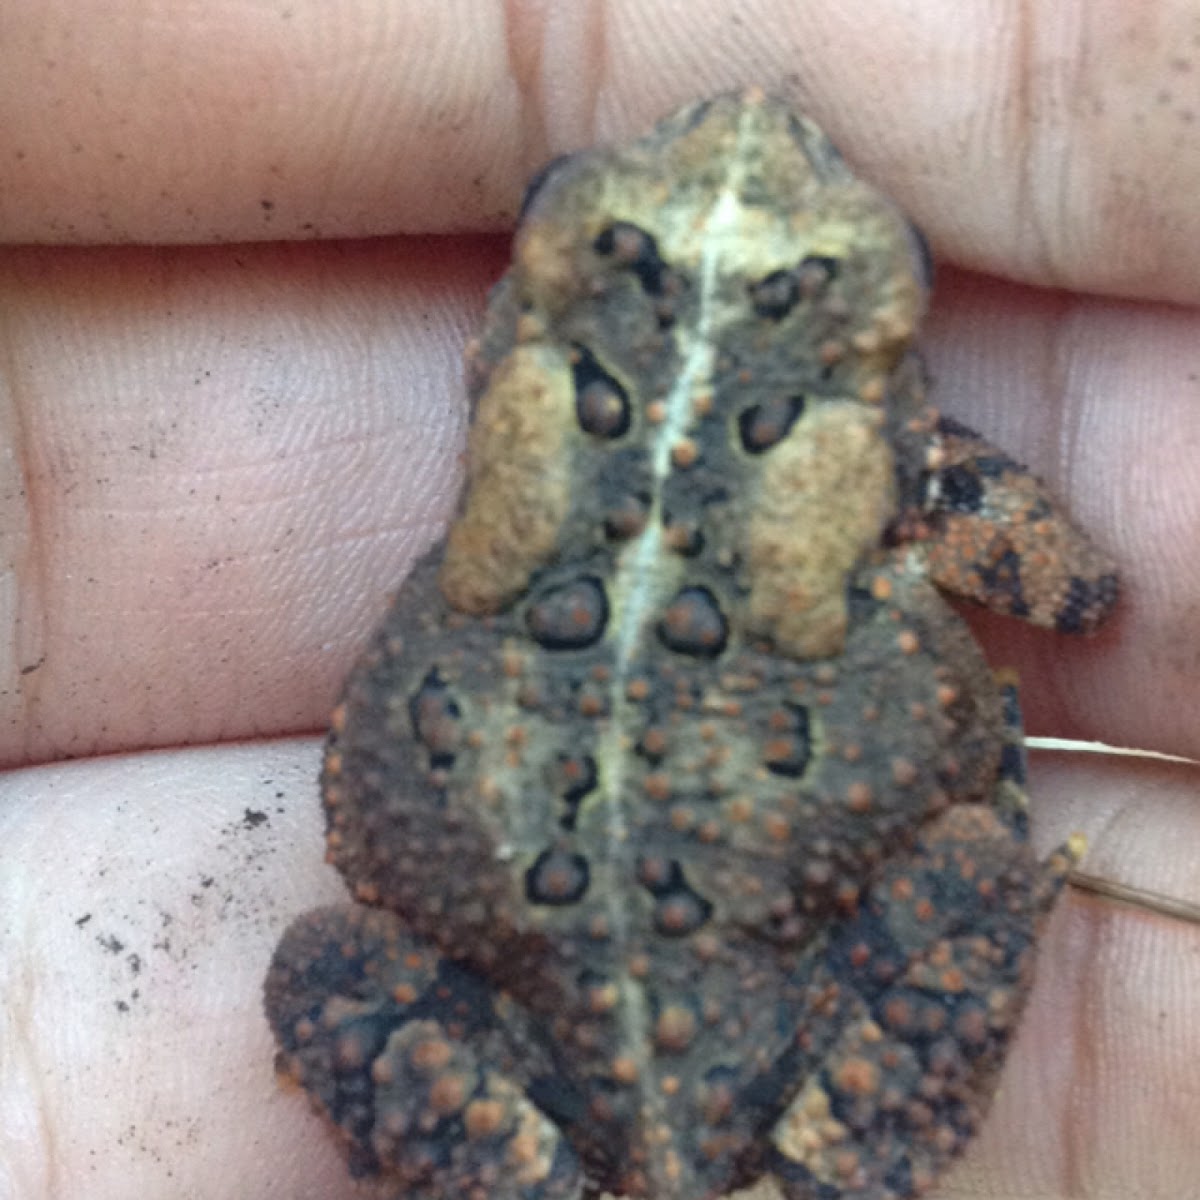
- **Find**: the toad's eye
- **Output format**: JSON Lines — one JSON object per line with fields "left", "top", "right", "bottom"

{"left": 517, "top": 153, "right": 576, "bottom": 223}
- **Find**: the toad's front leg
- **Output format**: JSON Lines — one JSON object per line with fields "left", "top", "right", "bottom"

{"left": 907, "top": 415, "right": 1119, "bottom": 634}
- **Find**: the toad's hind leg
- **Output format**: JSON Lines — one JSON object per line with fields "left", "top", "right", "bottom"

{"left": 762, "top": 797, "right": 1075, "bottom": 1200}
{"left": 264, "top": 904, "right": 583, "bottom": 1200}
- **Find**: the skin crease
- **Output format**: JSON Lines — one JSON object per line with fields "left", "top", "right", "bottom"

{"left": 0, "top": 1, "right": 1199, "bottom": 1197}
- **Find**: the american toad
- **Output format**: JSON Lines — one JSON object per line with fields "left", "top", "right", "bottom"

{"left": 264, "top": 91, "right": 1118, "bottom": 1200}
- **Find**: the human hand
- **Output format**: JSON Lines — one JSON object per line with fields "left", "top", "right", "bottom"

{"left": 1, "top": 4, "right": 1197, "bottom": 1197}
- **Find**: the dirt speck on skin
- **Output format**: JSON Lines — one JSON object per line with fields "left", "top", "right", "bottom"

{"left": 78, "top": 924, "right": 146, "bottom": 1012}
{"left": 189, "top": 780, "right": 303, "bottom": 932}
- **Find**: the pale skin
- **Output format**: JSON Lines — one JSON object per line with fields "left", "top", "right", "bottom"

{"left": 1, "top": 3, "right": 1199, "bottom": 1198}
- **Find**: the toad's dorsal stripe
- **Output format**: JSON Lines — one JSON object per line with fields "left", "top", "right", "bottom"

{"left": 591, "top": 111, "right": 759, "bottom": 1170}
{"left": 610, "top": 119, "right": 751, "bottom": 668}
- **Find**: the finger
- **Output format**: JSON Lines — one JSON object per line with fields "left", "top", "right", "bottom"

{"left": 0, "top": 739, "right": 359, "bottom": 1200}
{"left": 924, "top": 269, "right": 1200, "bottom": 760}
{"left": 3, "top": 2, "right": 1199, "bottom": 303}
{"left": 2, "top": 742, "right": 1195, "bottom": 1198}
{"left": 937, "top": 750, "right": 1200, "bottom": 1200}
{"left": 0, "top": 245, "right": 1184, "bottom": 763}
{"left": 0, "top": 237, "right": 502, "bottom": 765}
